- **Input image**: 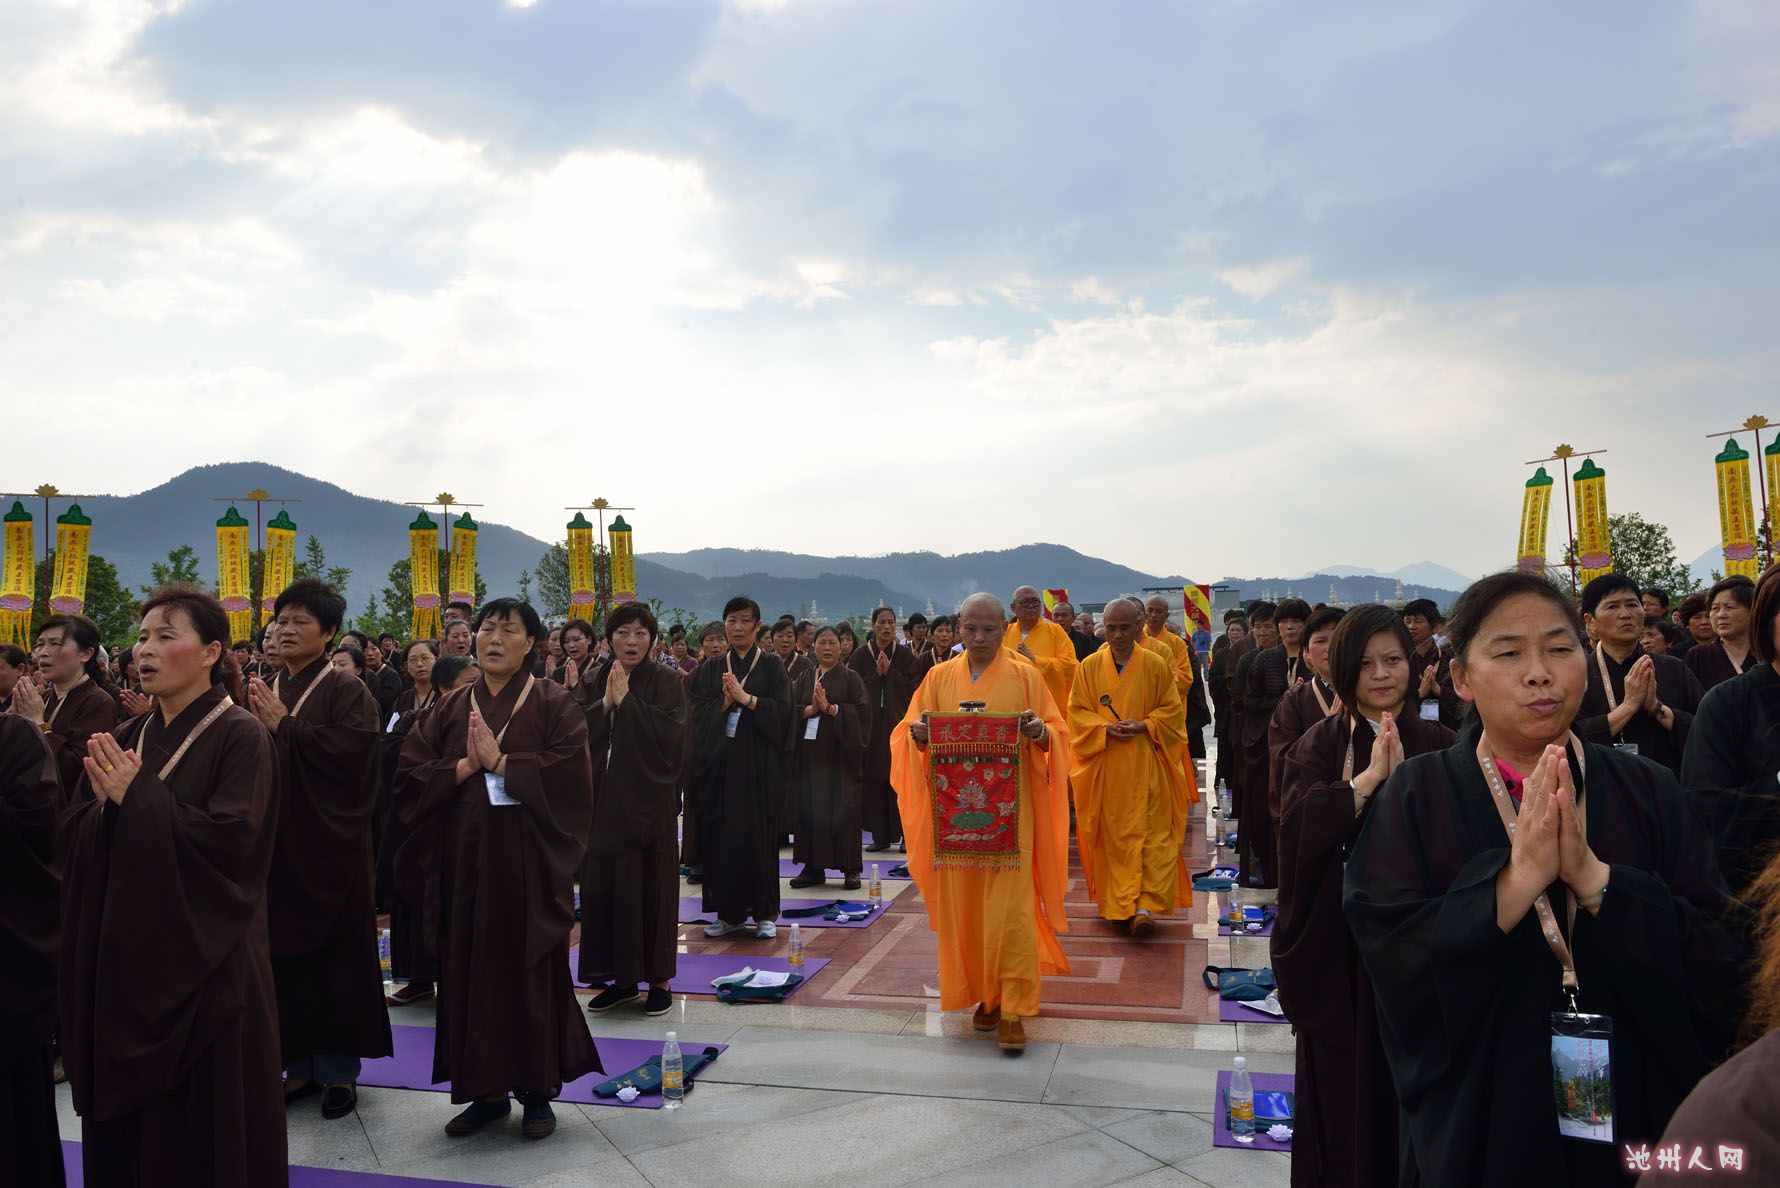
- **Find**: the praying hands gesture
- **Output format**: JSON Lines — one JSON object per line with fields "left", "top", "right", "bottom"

{"left": 1496, "top": 746, "right": 1610, "bottom": 932}
{"left": 1608, "top": 655, "right": 1658, "bottom": 735}
{"left": 1417, "top": 662, "right": 1438, "bottom": 700}
{"left": 1351, "top": 712, "right": 1403, "bottom": 812}
{"left": 9, "top": 674, "right": 45, "bottom": 721}
{"left": 721, "top": 671, "right": 752, "bottom": 710}
{"left": 245, "top": 675, "right": 288, "bottom": 730}
{"left": 119, "top": 688, "right": 155, "bottom": 717}
{"left": 83, "top": 733, "right": 142, "bottom": 805}
{"left": 603, "top": 662, "right": 629, "bottom": 711}
{"left": 562, "top": 655, "right": 581, "bottom": 689}
{"left": 468, "top": 709, "right": 505, "bottom": 773}
{"left": 875, "top": 648, "right": 892, "bottom": 676}
{"left": 1016, "top": 642, "right": 1036, "bottom": 663}
{"left": 811, "top": 679, "right": 832, "bottom": 717}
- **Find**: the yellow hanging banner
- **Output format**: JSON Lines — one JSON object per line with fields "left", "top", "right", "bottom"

{"left": 0, "top": 502, "right": 33, "bottom": 646}
{"left": 448, "top": 512, "right": 478, "bottom": 609}
{"left": 1716, "top": 439, "right": 1760, "bottom": 579}
{"left": 1573, "top": 459, "right": 1612, "bottom": 585}
{"left": 566, "top": 513, "right": 596, "bottom": 620}
{"left": 609, "top": 515, "right": 636, "bottom": 604}
{"left": 215, "top": 506, "right": 254, "bottom": 643}
{"left": 1766, "top": 439, "right": 1780, "bottom": 553}
{"left": 1517, "top": 467, "right": 1553, "bottom": 573}
{"left": 50, "top": 504, "right": 92, "bottom": 615}
{"left": 410, "top": 512, "right": 441, "bottom": 640}
{"left": 260, "top": 510, "right": 297, "bottom": 626}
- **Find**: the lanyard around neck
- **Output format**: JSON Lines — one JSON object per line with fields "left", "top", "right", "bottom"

{"left": 471, "top": 674, "right": 535, "bottom": 748}
{"left": 142, "top": 696, "right": 235, "bottom": 781}
{"left": 43, "top": 673, "right": 90, "bottom": 729}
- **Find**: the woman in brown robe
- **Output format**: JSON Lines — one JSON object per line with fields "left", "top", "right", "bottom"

{"left": 61, "top": 586, "right": 285, "bottom": 1186}
{"left": 0, "top": 713, "right": 63, "bottom": 1187}
{"left": 789, "top": 626, "right": 871, "bottom": 889}
{"left": 379, "top": 639, "right": 441, "bottom": 1005}
{"left": 1275, "top": 605, "right": 1453, "bottom": 1188}
{"left": 577, "top": 603, "right": 687, "bottom": 1016}
{"left": 396, "top": 598, "right": 598, "bottom": 1141}
{"left": 849, "top": 606, "right": 921, "bottom": 852}
{"left": 12, "top": 614, "right": 117, "bottom": 808}
{"left": 1265, "top": 606, "right": 1344, "bottom": 837}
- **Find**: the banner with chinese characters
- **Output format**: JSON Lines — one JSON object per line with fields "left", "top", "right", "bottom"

{"left": 566, "top": 512, "right": 596, "bottom": 622}
{"left": 50, "top": 504, "right": 92, "bottom": 615}
{"left": 1041, "top": 588, "right": 1068, "bottom": 619}
{"left": 261, "top": 510, "right": 297, "bottom": 626}
{"left": 1517, "top": 467, "right": 1554, "bottom": 573}
{"left": 1766, "top": 439, "right": 1780, "bottom": 553}
{"left": 609, "top": 514, "right": 636, "bottom": 605}
{"left": 1716, "top": 439, "right": 1759, "bottom": 579}
{"left": 409, "top": 512, "right": 441, "bottom": 640}
{"left": 1572, "top": 459, "right": 1612, "bottom": 585}
{"left": 215, "top": 506, "right": 253, "bottom": 643}
{"left": 448, "top": 512, "right": 478, "bottom": 609}
{"left": 0, "top": 502, "right": 32, "bottom": 646}
{"left": 924, "top": 712, "right": 1024, "bottom": 871}
{"left": 1182, "top": 584, "right": 1213, "bottom": 634}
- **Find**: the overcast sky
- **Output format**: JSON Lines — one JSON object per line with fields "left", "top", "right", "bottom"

{"left": 4, "top": 0, "right": 1776, "bottom": 579}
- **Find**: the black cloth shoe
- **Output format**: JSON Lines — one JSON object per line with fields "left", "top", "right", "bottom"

{"left": 788, "top": 866, "right": 824, "bottom": 889}
{"left": 864, "top": 841, "right": 891, "bottom": 852}
{"left": 320, "top": 1084, "right": 358, "bottom": 1120}
{"left": 643, "top": 987, "right": 674, "bottom": 1016}
{"left": 387, "top": 980, "right": 434, "bottom": 1006}
{"left": 686, "top": 870, "right": 703, "bottom": 885}
{"left": 586, "top": 984, "right": 640, "bottom": 1013}
{"left": 521, "top": 1098, "right": 556, "bottom": 1139}
{"left": 842, "top": 877, "right": 862, "bottom": 890}
{"left": 445, "top": 1098, "right": 511, "bottom": 1136}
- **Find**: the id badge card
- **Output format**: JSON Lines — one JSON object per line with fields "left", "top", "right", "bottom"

{"left": 1420, "top": 700, "right": 1441, "bottom": 721}
{"left": 1550, "top": 1012, "right": 1614, "bottom": 1144}
{"left": 804, "top": 716, "right": 820, "bottom": 740}
{"left": 386, "top": 711, "right": 401, "bottom": 733}
{"left": 725, "top": 709, "right": 741, "bottom": 738}
{"left": 485, "top": 772, "right": 518, "bottom": 807}
{"left": 1613, "top": 742, "right": 1640, "bottom": 757}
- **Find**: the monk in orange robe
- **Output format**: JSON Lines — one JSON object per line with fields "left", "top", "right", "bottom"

{"left": 892, "top": 593, "right": 1070, "bottom": 1054}
{"left": 1003, "top": 585, "right": 1078, "bottom": 717}
{"left": 1069, "top": 600, "right": 1192, "bottom": 935}
{"left": 1143, "top": 595, "right": 1202, "bottom": 806}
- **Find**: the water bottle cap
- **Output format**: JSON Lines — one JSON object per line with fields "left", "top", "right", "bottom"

{"left": 871, "top": 863, "right": 879, "bottom": 874}
{"left": 1234, "top": 1056, "right": 1246, "bottom": 1069}
{"left": 665, "top": 1030, "right": 677, "bottom": 1042}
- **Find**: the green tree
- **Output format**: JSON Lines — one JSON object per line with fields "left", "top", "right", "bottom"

{"left": 373, "top": 552, "right": 487, "bottom": 641}
{"left": 535, "top": 543, "right": 571, "bottom": 620}
{"left": 515, "top": 567, "right": 533, "bottom": 605}
{"left": 1563, "top": 512, "right": 1701, "bottom": 599}
{"left": 33, "top": 552, "right": 139, "bottom": 647}
{"left": 143, "top": 543, "right": 202, "bottom": 596}
{"left": 293, "top": 534, "right": 352, "bottom": 595}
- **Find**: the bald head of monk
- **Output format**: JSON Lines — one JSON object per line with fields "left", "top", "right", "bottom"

{"left": 1144, "top": 596, "right": 1172, "bottom": 636}
{"left": 959, "top": 593, "right": 1008, "bottom": 667}
{"left": 1011, "top": 586, "right": 1043, "bottom": 630}
{"left": 1052, "top": 601, "right": 1077, "bottom": 631}
{"left": 1103, "top": 599, "right": 1142, "bottom": 663}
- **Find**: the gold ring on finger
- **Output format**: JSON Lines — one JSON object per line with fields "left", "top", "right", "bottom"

{"left": 104, "top": 764, "right": 116, "bottom": 773}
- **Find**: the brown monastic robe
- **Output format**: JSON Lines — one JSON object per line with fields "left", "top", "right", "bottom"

{"left": 41, "top": 676, "right": 117, "bottom": 810}
{"left": 266, "top": 657, "right": 392, "bottom": 1066}
{"left": 790, "top": 663, "right": 871, "bottom": 877}
{"left": 577, "top": 659, "right": 687, "bottom": 989}
{"left": 0, "top": 716, "right": 63, "bottom": 1187}
{"left": 848, "top": 640, "right": 921, "bottom": 846}
{"left": 1266, "top": 676, "right": 1338, "bottom": 837}
{"left": 677, "top": 661, "right": 703, "bottom": 871}
{"left": 396, "top": 676, "right": 600, "bottom": 1100}
{"left": 1275, "top": 711, "right": 1453, "bottom": 1188}
{"left": 60, "top": 685, "right": 287, "bottom": 1187}
{"left": 377, "top": 685, "right": 440, "bottom": 982}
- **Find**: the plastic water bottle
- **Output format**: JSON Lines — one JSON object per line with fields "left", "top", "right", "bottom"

{"left": 661, "top": 1031, "right": 684, "bottom": 1109}
{"left": 1218, "top": 779, "right": 1232, "bottom": 820}
{"left": 378, "top": 927, "right": 394, "bottom": 991}
{"left": 1227, "top": 886, "right": 1243, "bottom": 929}
{"left": 1229, "top": 1056, "right": 1255, "bottom": 1142}
{"left": 787, "top": 923, "right": 805, "bottom": 967}
{"left": 868, "top": 864, "right": 882, "bottom": 904}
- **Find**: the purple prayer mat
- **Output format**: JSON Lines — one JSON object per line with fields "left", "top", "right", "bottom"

{"left": 679, "top": 896, "right": 883, "bottom": 929}
{"left": 571, "top": 946, "right": 829, "bottom": 996}
{"left": 1218, "top": 996, "right": 1291, "bottom": 1025}
{"left": 778, "top": 857, "right": 913, "bottom": 879}
{"left": 356, "top": 1024, "right": 727, "bottom": 1110}
{"left": 61, "top": 1139, "right": 505, "bottom": 1185}
{"left": 1211, "top": 1069, "right": 1295, "bottom": 1151}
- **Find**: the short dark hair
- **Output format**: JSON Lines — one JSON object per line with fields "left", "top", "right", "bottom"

{"left": 1447, "top": 571, "right": 1582, "bottom": 664}
{"left": 274, "top": 577, "right": 347, "bottom": 636}
{"left": 406, "top": 638, "right": 439, "bottom": 659}
{"left": 605, "top": 601, "right": 659, "bottom": 644}
{"left": 699, "top": 622, "right": 725, "bottom": 643}
{"left": 1678, "top": 591, "right": 1710, "bottom": 623}
{"left": 1641, "top": 588, "right": 1671, "bottom": 611}
{"left": 37, "top": 614, "right": 108, "bottom": 685}
{"left": 1328, "top": 605, "right": 1413, "bottom": 711}
{"left": 771, "top": 620, "right": 796, "bottom": 638}
{"left": 0, "top": 643, "right": 26, "bottom": 668}
{"left": 1401, "top": 598, "right": 1441, "bottom": 623}
{"left": 906, "top": 613, "right": 927, "bottom": 630}
{"left": 447, "top": 601, "right": 473, "bottom": 617}
{"left": 339, "top": 630, "right": 368, "bottom": 651}
{"left": 379, "top": 632, "right": 398, "bottom": 646}
{"left": 1246, "top": 600, "right": 1277, "bottom": 624}
{"left": 1645, "top": 616, "right": 1683, "bottom": 647}
{"left": 1303, "top": 606, "right": 1346, "bottom": 641}
{"left": 1274, "top": 598, "right": 1311, "bottom": 625}
{"left": 796, "top": 619, "right": 814, "bottom": 633}
{"left": 473, "top": 597, "right": 544, "bottom": 644}
{"left": 1580, "top": 573, "right": 1640, "bottom": 618}
{"left": 432, "top": 654, "right": 477, "bottom": 689}
{"left": 722, "top": 596, "right": 761, "bottom": 622}
{"left": 930, "top": 615, "right": 953, "bottom": 631}
{"left": 835, "top": 622, "right": 858, "bottom": 642}
{"left": 334, "top": 644, "right": 365, "bottom": 673}
{"left": 1708, "top": 575, "right": 1756, "bottom": 613}
{"left": 1752, "top": 569, "right": 1780, "bottom": 666}
{"left": 562, "top": 618, "right": 597, "bottom": 645}
{"left": 137, "top": 585, "right": 242, "bottom": 703}
{"left": 813, "top": 625, "right": 840, "bottom": 644}
{"left": 871, "top": 606, "right": 896, "bottom": 625}
{"left": 1223, "top": 608, "right": 1248, "bottom": 626}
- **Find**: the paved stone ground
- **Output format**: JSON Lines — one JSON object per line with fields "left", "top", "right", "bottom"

{"left": 58, "top": 750, "right": 1295, "bottom": 1186}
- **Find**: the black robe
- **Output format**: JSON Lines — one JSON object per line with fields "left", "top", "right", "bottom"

{"left": 790, "top": 664, "right": 871, "bottom": 876}
{"left": 1239, "top": 645, "right": 1304, "bottom": 887}
{"left": 1344, "top": 719, "right": 1746, "bottom": 1188}
{"left": 1276, "top": 711, "right": 1454, "bottom": 1188}
{"left": 1409, "top": 640, "right": 1463, "bottom": 728}
{"left": 1679, "top": 662, "right": 1780, "bottom": 896}
{"left": 377, "top": 685, "right": 440, "bottom": 981}
{"left": 1266, "top": 676, "right": 1337, "bottom": 838}
{"left": 1575, "top": 644, "right": 1703, "bottom": 777}
{"left": 690, "top": 647, "right": 793, "bottom": 925}
{"left": 848, "top": 640, "right": 921, "bottom": 846}
{"left": 578, "top": 660, "right": 687, "bottom": 989}
{"left": 0, "top": 716, "right": 63, "bottom": 1188}
{"left": 60, "top": 686, "right": 286, "bottom": 1187}
{"left": 396, "top": 676, "right": 599, "bottom": 1100}
{"left": 1683, "top": 640, "right": 1757, "bottom": 693}
{"left": 41, "top": 677, "right": 118, "bottom": 811}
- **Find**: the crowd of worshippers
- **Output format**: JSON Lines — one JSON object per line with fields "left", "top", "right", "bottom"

{"left": 5, "top": 568, "right": 1780, "bottom": 1187}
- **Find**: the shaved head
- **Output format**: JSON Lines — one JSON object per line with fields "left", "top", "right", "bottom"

{"left": 958, "top": 593, "right": 1007, "bottom": 666}
{"left": 1143, "top": 595, "right": 1170, "bottom": 634}
{"left": 1104, "top": 599, "right": 1141, "bottom": 659}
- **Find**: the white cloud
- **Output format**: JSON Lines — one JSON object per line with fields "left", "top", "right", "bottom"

{"left": 1215, "top": 257, "right": 1308, "bottom": 300}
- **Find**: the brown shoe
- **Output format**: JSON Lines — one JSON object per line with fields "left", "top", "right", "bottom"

{"left": 997, "top": 1015, "right": 1026, "bottom": 1053}
{"left": 1130, "top": 911, "right": 1155, "bottom": 937}
{"left": 971, "top": 1002, "right": 997, "bottom": 1031}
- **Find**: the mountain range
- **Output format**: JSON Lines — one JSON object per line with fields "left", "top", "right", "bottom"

{"left": 22, "top": 462, "right": 1474, "bottom": 619}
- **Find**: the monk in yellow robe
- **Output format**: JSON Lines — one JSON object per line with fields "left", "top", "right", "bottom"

{"left": 1068, "top": 600, "right": 1192, "bottom": 935}
{"left": 1004, "top": 585, "right": 1078, "bottom": 715}
{"left": 892, "top": 593, "right": 1070, "bottom": 1054}
{"left": 1143, "top": 594, "right": 1202, "bottom": 806}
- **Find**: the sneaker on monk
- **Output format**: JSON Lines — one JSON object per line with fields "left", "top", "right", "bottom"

{"left": 586, "top": 984, "right": 639, "bottom": 1013}
{"left": 972, "top": 1003, "right": 998, "bottom": 1032}
{"left": 445, "top": 1098, "right": 511, "bottom": 1136}
{"left": 521, "top": 1098, "right": 556, "bottom": 1140}
{"left": 997, "top": 1015, "right": 1027, "bottom": 1054}
{"left": 703, "top": 920, "right": 742, "bottom": 937}
{"left": 754, "top": 920, "right": 778, "bottom": 939}
{"left": 788, "top": 866, "right": 824, "bottom": 889}
{"left": 643, "top": 987, "right": 674, "bottom": 1016}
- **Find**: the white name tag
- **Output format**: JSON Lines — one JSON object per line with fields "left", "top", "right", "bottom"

{"left": 804, "top": 716, "right": 820, "bottom": 740}
{"left": 1614, "top": 742, "right": 1640, "bottom": 757}
{"left": 386, "top": 711, "right": 401, "bottom": 733}
{"left": 1420, "top": 701, "right": 1441, "bottom": 721}
{"left": 725, "top": 709, "right": 741, "bottom": 738}
{"left": 485, "top": 772, "right": 517, "bottom": 806}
